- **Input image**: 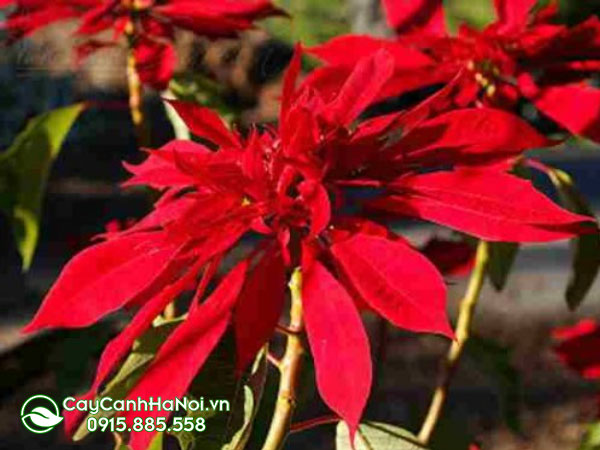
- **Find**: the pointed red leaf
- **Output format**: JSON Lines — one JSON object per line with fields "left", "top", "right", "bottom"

{"left": 374, "top": 169, "right": 589, "bottom": 242}
{"left": 64, "top": 256, "right": 206, "bottom": 436}
{"left": 553, "top": 319, "right": 600, "bottom": 380}
{"left": 309, "top": 34, "right": 432, "bottom": 69}
{"left": 23, "top": 233, "right": 179, "bottom": 333}
{"left": 303, "top": 261, "right": 372, "bottom": 437}
{"left": 134, "top": 37, "right": 176, "bottom": 90}
{"left": 331, "top": 234, "right": 453, "bottom": 338}
{"left": 391, "top": 108, "right": 551, "bottom": 166}
{"left": 280, "top": 43, "right": 303, "bottom": 122}
{"left": 519, "top": 78, "right": 600, "bottom": 143}
{"left": 325, "top": 49, "right": 395, "bottom": 126}
{"left": 123, "top": 261, "right": 248, "bottom": 450}
{"left": 382, "top": 0, "right": 445, "bottom": 35}
{"left": 234, "top": 244, "right": 286, "bottom": 373}
{"left": 166, "top": 99, "right": 241, "bottom": 148}
{"left": 494, "top": 0, "right": 537, "bottom": 32}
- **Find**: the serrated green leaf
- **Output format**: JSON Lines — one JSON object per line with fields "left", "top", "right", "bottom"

{"left": 579, "top": 421, "right": 600, "bottom": 450}
{"left": 545, "top": 167, "right": 600, "bottom": 310}
{"left": 0, "top": 103, "right": 84, "bottom": 270}
{"left": 336, "top": 421, "right": 427, "bottom": 450}
{"left": 487, "top": 242, "right": 519, "bottom": 291}
{"left": 465, "top": 336, "right": 521, "bottom": 433}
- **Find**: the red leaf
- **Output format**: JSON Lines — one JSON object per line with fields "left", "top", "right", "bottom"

{"left": 325, "top": 49, "right": 395, "bottom": 126}
{"left": 299, "top": 180, "right": 331, "bottom": 237}
{"left": 519, "top": 77, "right": 600, "bottom": 143}
{"left": 553, "top": 319, "right": 600, "bottom": 380}
{"left": 123, "top": 261, "right": 248, "bottom": 450}
{"left": 234, "top": 244, "right": 286, "bottom": 373}
{"left": 309, "top": 34, "right": 432, "bottom": 69}
{"left": 382, "top": 0, "right": 446, "bottom": 35}
{"left": 391, "top": 108, "right": 551, "bottom": 166}
{"left": 123, "top": 141, "right": 208, "bottom": 189}
{"left": 23, "top": 233, "right": 179, "bottom": 333}
{"left": 421, "top": 237, "right": 475, "bottom": 276}
{"left": 494, "top": 0, "right": 537, "bottom": 33}
{"left": 374, "top": 169, "right": 589, "bottom": 242}
{"left": 303, "top": 261, "right": 372, "bottom": 438}
{"left": 167, "top": 99, "right": 241, "bottom": 148}
{"left": 280, "top": 43, "right": 303, "bottom": 122}
{"left": 134, "top": 37, "right": 176, "bottom": 90}
{"left": 331, "top": 234, "right": 453, "bottom": 338}
{"left": 64, "top": 257, "right": 206, "bottom": 436}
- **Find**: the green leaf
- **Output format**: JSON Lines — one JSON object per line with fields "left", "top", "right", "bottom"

{"left": 148, "top": 432, "right": 164, "bottom": 450}
{"left": 579, "top": 421, "right": 600, "bottom": 450}
{"left": 336, "top": 421, "right": 428, "bottom": 450}
{"left": 0, "top": 103, "right": 84, "bottom": 270}
{"left": 545, "top": 167, "right": 600, "bottom": 310}
{"left": 73, "top": 317, "right": 185, "bottom": 441}
{"left": 264, "top": 0, "right": 349, "bottom": 47}
{"left": 222, "top": 349, "right": 268, "bottom": 450}
{"left": 170, "top": 332, "right": 239, "bottom": 450}
{"left": 487, "top": 242, "right": 519, "bottom": 291}
{"left": 465, "top": 336, "right": 521, "bottom": 433}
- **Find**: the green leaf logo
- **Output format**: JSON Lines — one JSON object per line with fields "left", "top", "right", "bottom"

{"left": 20, "top": 395, "right": 64, "bottom": 434}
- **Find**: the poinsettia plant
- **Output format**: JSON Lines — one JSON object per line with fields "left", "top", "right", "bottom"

{"left": 1, "top": 0, "right": 284, "bottom": 138}
{"left": 310, "top": 0, "right": 600, "bottom": 142}
{"left": 5, "top": 1, "right": 600, "bottom": 450}
{"left": 21, "top": 44, "right": 597, "bottom": 450}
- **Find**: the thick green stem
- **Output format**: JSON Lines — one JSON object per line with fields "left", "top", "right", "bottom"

{"left": 417, "top": 241, "right": 490, "bottom": 445}
{"left": 261, "top": 269, "right": 304, "bottom": 450}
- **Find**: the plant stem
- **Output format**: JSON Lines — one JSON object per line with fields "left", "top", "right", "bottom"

{"left": 124, "top": 6, "right": 147, "bottom": 146}
{"left": 261, "top": 269, "right": 305, "bottom": 450}
{"left": 417, "top": 240, "right": 490, "bottom": 445}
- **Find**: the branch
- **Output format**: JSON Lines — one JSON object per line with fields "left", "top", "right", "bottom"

{"left": 261, "top": 268, "right": 305, "bottom": 450}
{"left": 417, "top": 241, "right": 490, "bottom": 445}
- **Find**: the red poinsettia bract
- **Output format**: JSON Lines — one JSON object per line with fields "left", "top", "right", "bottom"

{"left": 23, "top": 48, "right": 590, "bottom": 449}
{"left": 554, "top": 319, "right": 600, "bottom": 381}
{"left": 1, "top": 0, "right": 284, "bottom": 89}
{"left": 310, "top": 0, "right": 600, "bottom": 142}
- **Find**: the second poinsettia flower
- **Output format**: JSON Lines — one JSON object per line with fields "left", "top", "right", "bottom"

{"left": 310, "top": 0, "right": 600, "bottom": 143}
{"left": 1, "top": 0, "right": 284, "bottom": 89}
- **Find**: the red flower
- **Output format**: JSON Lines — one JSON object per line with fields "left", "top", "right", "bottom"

{"left": 310, "top": 0, "right": 600, "bottom": 142}
{"left": 23, "top": 48, "right": 590, "bottom": 449}
{"left": 0, "top": 0, "right": 96, "bottom": 41}
{"left": 554, "top": 319, "right": 600, "bottom": 381}
{"left": 2, "top": 0, "right": 284, "bottom": 89}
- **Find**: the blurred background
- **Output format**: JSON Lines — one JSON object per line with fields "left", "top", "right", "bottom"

{"left": 2, "top": 1, "right": 600, "bottom": 449}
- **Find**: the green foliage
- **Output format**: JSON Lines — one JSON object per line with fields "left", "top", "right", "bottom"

{"left": 543, "top": 167, "right": 600, "bottom": 310}
{"left": 263, "top": 0, "right": 350, "bottom": 46}
{"left": 73, "top": 317, "right": 184, "bottom": 441}
{"left": 580, "top": 422, "right": 600, "bottom": 450}
{"left": 465, "top": 336, "right": 522, "bottom": 433}
{"left": 336, "top": 421, "right": 427, "bottom": 450}
{"left": 0, "top": 104, "right": 84, "bottom": 270}
{"left": 487, "top": 242, "right": 520, "bottom": 292}
{"left": 445, "top": 0, "right": 496, "bottom": 32}
{"left": 171, "top": 339, "right": 268, "bottom": 450}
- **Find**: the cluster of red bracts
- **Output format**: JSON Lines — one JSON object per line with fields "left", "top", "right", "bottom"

{"left": 310, "top": 0, "right": 600, "bottom": 143}
{"left": 21, "top": 40, "right": 596, "bottom": 448}
{"left": 0, "top": 0, "right": 283, "bottom": 89}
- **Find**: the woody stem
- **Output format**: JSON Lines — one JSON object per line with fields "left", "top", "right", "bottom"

{"left": 261, "top": 268, "right": 304, "bottom": 450}
{"left": 417, "top": 240, "right": 490, "bottom": 445}
{"left": 124, "top": 8, "right": 148, "bottom": 147}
